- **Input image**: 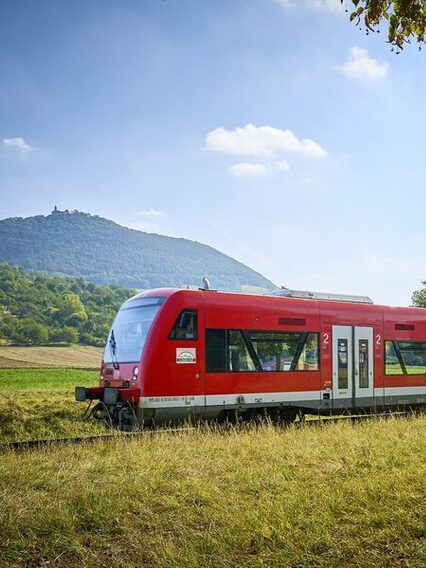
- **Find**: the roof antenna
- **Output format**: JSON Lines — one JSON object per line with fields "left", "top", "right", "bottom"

{"left": 202, "top": 277, "right": 211, "bottom": 290}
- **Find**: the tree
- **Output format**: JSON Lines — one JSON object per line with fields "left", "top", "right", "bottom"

{"left": 0, "top": 263, "right": 133, "bottom": 346}
{"left": 343, "top": 1, "right": 426, "bottom": 49}
{"left": 22, "top": 322, "right": 49, "bottom": 345}
{"left": 57, "top": 293, "right": 88, "bottom": 326}
{"left": 412, "top": 281, "right": 426, "bottom": 307}
{"left": 50, "top": 326, "right": 79, "bottom": 344}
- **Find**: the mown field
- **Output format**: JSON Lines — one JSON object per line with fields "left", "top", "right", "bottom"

{"left": 0, "top": 363, "right": 425, "bottom": 567}
{"left": 0, "top": 368, "right": 105, "bottom": 442}
{"left": 0, "top": 345, "right": 103, "bottom": 369}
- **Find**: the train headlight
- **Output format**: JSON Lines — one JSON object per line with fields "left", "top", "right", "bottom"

{"left": 132, "top": 366, "right": 139, "bottom": 381}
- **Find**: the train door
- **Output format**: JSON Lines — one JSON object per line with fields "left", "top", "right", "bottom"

{"left": 332, "top": 326, "right": 374, "bottom": 408}
{"left": 353, "top": 327, "right": 374, "bottom": 401}
{"left": 332, "top": 326, "right": 353, "bottom": 404}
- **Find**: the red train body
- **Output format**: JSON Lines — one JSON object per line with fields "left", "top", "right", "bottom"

{"left": 76, "top": 287, "right": 426, "bottom": 427}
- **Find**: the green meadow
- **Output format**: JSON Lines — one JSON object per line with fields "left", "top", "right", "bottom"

{"left": 0, "top": 363, "right": 425, "bottom": 567}
{"left": 0, "top": 368, "right": 103, "bottom": 442}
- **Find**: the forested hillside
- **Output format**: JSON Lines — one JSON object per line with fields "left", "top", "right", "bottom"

{"left": 0, "top": 209, "right": 275, "bottom": 291}
{"left": 0, "top": 263, "right": 133, "bottom": 346}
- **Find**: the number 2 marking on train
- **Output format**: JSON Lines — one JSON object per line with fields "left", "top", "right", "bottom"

{"left": 376, "top": 334, "right": 381, "bottom": 345}
{"left": 323, "top": 333, "right": 329, "bottom": 345}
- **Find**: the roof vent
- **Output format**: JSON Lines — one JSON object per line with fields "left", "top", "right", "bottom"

{"left": 279, "top": 317, "right": 306, "bottom": 326}
{"left": 395, "top": 324, "right": 415, "bottom": 331}
{"left": 266, "top": 288, "right": 373, "bottom": 304}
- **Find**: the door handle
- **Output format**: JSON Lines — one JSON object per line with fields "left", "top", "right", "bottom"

{"left": 355, "top": 370, "right": 359, "bottom": 375}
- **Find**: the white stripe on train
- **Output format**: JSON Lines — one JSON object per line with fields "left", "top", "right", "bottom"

{"left": 138, "top": 386, "right": 426, "bottom": 409}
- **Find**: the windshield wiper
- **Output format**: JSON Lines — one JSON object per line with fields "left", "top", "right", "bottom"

{"left": 109, "top": 329, "right": 119, "bottom": 370}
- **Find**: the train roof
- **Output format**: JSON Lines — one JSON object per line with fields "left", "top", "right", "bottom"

{"left": 126, "top": 287, "right": 425, "bottom": 314}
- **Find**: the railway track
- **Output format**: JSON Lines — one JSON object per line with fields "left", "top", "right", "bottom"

{"left": 0, "top": 411, "right": 412, "bottom": 453}
{"left": 0, "top": 427, "right": 191, "bottom": 453}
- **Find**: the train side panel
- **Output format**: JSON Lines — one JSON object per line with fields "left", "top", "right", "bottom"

{"left": 318, "top": 303, "right": 383, "bottom": 410}
{"left": 382, "top": 306, "right": 426, "bottom": 406}
{"left": 203, "top": 293, "right": 322, "bottom": 414}
{"left": 79, "top": 288, "right": 426, "bottom": 428}
{"left": 140, "top": 291, "right": 206, "bottom": 421}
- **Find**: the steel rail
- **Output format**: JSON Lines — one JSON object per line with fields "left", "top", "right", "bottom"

{"left": 0, "top": 427, "right": 195, "bottom": 453}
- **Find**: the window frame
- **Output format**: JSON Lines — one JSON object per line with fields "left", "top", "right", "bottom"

{"left": 168, "top": 309, "right": 198, "bottom": 341}
{"left": 205, "top": 328, "right": 320, "bottom": 373}
{"left": 384, "top": 339, "right": 426, "bottom": 375}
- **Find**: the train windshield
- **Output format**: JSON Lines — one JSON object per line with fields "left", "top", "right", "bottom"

{"left": 103, "top": 297, "right": 165, "bottom": 364}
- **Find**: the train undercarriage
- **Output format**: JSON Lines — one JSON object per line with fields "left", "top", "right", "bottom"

{"left": 77, "top": 386, "right": 425, "bottom": 431}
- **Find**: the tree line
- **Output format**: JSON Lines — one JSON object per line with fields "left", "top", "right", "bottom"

{"left": 1, "top": 261, "right": 426, "bottom": 347}
{"left": 0, "top": 263, "right": 134, "bottom": 346}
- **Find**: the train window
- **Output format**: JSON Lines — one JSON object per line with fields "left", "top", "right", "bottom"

{"left": 206, "top": 329, "right": 227, "bottom": 372}
{"left": 385, "top": 340, "right": 426, "bottom": 375}
{"left": 228, "top": 331, "right": 256, "bottom": 372}
{"left": 206, "top": 329, "right": 319, "bottom": 373}
{"left": 206, "top": 330, "right": 256, "bottom": 372}
{"left": 385, "top": 341, "right": 403, "bottom": 375}
{"left": 250, "top": 332, "right": 297, "bottom": 371}
{"left": 337, "top": 339, "right": 348, "bottom": 389}
{"left": 397, "top": 341, "right": 426, "bottom": 375}
{"left": 295, "top": 333, "right": 319, "bottom": 371}
{"left": 358, "top": 339, "right": 369, "bottom": 388}
{"left": 249, "top": 331, "right": 319, "bottom": 372}
{"left": 169, "top": 310, "right": 198, "bottom": 340}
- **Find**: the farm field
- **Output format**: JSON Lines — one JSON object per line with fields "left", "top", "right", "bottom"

{"left": 0, "top": 345, "right": 103, "bottom": 369}
{"left": 0, "top": 416, "right": 425, "bottom": 567}
{"left": 0, "top": 368, "right": 104, "bottom": 442}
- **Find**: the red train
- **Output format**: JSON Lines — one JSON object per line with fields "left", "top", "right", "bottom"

{"left": 75, "top": 285, "right": 426, "bottom": 428}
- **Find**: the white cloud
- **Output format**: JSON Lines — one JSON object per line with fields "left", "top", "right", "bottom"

{"left": 3, "top": 137, "right": 32, "bottom": 153}
{"left": 274, "top": 160, "right": 291, "bottom": 171}
{"left": 339, "top": 47, "right": 389, "bottom": 81}
{"left": 206, "top": 124, "right": 326, "bottom": 159}
{"left": 229, "top": 160, "right": 290, "bottom": 177}
{"left": 136, "top": 208, "right": 165, "bottom": 218}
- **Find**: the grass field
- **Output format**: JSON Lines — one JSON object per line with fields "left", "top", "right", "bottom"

{"left": 0, "top": 416, "right": 425, "bottom": 567}
{"left": 1, "top": 368, "right": 425, "bottom": 566}
{"left": 0, "top": 368, "right": 103, "bottom": 442}
{"left": 0, "top": 345, "right": 103, "bottom": 369}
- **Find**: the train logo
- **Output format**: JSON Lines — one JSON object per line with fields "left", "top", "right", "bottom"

{"left": 176, "top": 348, "right": 196, "bottom": 364}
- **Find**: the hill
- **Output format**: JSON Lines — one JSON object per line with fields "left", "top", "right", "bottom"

{"left": 0, "top": 209, "right": 276, "bottom": 291}
{"left": 0, "top": 263, "right": 133, "bottom": 346}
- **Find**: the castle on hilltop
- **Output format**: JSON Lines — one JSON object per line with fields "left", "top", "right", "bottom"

{"left": 51, "top": 206, "right": 90, "bottom": 216}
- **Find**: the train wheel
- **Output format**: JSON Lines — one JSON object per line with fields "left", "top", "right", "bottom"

{"left": 279, "top": 407, "right": 304, "bottom": 425}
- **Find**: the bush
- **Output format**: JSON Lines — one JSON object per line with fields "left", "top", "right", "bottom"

{"left": 50, "top": 327, "right": 79, "bottom": 344}
{"left": 23, "top": 322, "right": 49, "bottom": 345}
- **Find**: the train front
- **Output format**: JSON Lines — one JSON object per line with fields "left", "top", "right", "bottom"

{"left": 75, "top": 294, "right": 165, "bottom": 429}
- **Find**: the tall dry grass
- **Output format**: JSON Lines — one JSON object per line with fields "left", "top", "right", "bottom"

{"left": 0, "top": 416, "right": 425, "bottom": 567}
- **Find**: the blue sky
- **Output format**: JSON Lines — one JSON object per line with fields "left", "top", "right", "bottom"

{"left": 1, "top": 0, "right": 425, "bottom": 305}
